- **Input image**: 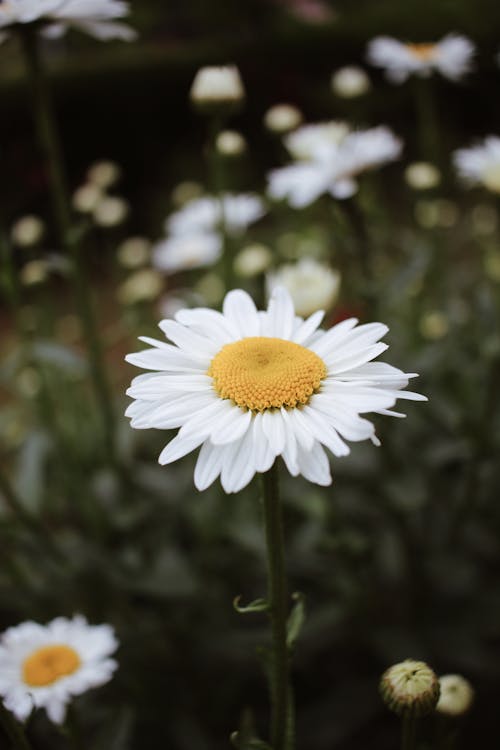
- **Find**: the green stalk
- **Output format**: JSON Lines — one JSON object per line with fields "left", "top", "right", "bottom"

{"left": 401, "top": 714, "right": 417, "bottom": 750}
{"left": 208, "top": 115, "right": 233, "bottom": 292}
{"left": 0, "top": 702, "right": 34, "bottom": 750}
{"left": 261, "top": 463, "right": 294, "bottom": 750}
{"left": 19, "top": 28, "right": 115, "bottom": 462}
{"left": 414, "top": 77, "right": 441, "bottom": 167}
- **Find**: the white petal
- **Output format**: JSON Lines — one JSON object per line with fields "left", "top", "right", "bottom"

{"left": 158, "top": 320, "right": 219, "bottom": 360}
{"left": 301, "top": 405, "right": 350, "bottom": 456}
{"left": 222, "top": 289, "right": 260, "bottom": 337}
{"left": 158, "top": 432, "right": 205, "bottom": 465}
{"left": 291, "top": 310, "right": 325, "bottom": 345}
{"left": 220, "top": 428, "right": 258, "bottom": 493}
{"left": 297, "top": 442, "right": 332, "bottom": 486}
{"left": 309, "top": 317, "right": 359, "bottom": 357}
{"left": 264, "top": 287, "right": 295, "bottom": 339}
{"left": 327, "top": 343, "right": 389, "bottom": 374}
{"left": 125, "top": 347, "right": 206, "bottom": 373}
{"left": 194, "top": 440, "right": 225, "bottom": 490}
{"left": 261, "top": 409, "right": 286, "bottom": 455}
{"left": 45, "top": 697, "right": 67, "bottom": 725}
{"left": 209, "top": 405, "right": 252, "bottom": 445}
{"left": 252, "top": 413, "right": 276, "bottom": 472}
{"left": 174, "top": 308, "right": 239, "bottom": 345}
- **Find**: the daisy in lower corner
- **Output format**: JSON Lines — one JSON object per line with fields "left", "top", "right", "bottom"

{"left": 126, "top": 288, "right": 427, "bottom": 493}
{"left": 0, "top": 615, "right": 118, "bottom": 724}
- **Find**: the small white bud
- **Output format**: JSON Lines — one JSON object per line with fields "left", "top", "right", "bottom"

{"left": 233, "top": 244, "right": 273, "bottom": 278}
{"left": 117, "top": 237, "right": 151, "bottom": 269}
{"left": 216, "top": 129, "right": 247, "bottom": 156}
{"left": 189, "top": 65, "right": 245, "bottom": 110}
{"left": 10, "top": 215, "right": 45, "bottom": 247}
{"left": 331, "top": 66, "right": 371, "bottom": 98}
{"left": 72, "top": 183, "right": 103, "bottom": 214}
{"left": 436, "top": 675, "right": 474, "bottom": 717}
{"left": 93, "top": 196, "right": 129, "bottom": 227}
{"left": 118, "top": 269, "right": 163, "bottom": 305}
{"left": 405, "top": 162, "right": 441, "bottom": 190}
{"left": 264, "top": 104, "right": 303, "bottom": 134}
{"left": 87, "top": 160, "right": 121, "bottom": 189}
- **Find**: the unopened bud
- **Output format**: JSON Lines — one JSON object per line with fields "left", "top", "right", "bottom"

{"left": 190, "top": 65, "right": 245, "bottom": 114}
{"left": 11, "top": 215, "right": 45, "bottom": 247}
{"left": 216, "top": 130, "right": 247, "bottom": 156}
{"left": 436, "top": 675, "right": 474, "bottom": 717}
{"left": 264, "top": 103, "right": 303, "bottom": 133}
{"left": 380, "top": 659, "right": 440, "bottom": 718}
{"left": 331, "top": 66, "right": 371, "bottom": 98}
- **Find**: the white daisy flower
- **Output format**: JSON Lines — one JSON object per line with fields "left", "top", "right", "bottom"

{"left": 284, "top": 121, "right": 350, "bottom": 161}
{"left": 453, "top": 136, "right": 500, "bottom": 193}
{"left": 366, "top": 34, "right": 474, "bottom": 83}
{"left": 125, "top": 287, "right": 426, "bottom": 494}
{"left": 153, "top": 233, "right": 222, "bottom": 274}
{"left": 267, "top": 258, "right": 341, "bottom": 317}
{"left": 0, "top": 0, "right": 136, "bottom": 43}
{"left": 268, "top": 125, "right": 402, "bottom": 207}
{"left": 0, "top": 615, "right": 118, "bottom": 725}
{"left": 166, "top": 194, "right": 266, "bottom": 237}
{"left": 189, "top": 65, "right": 245, "bottom": 106}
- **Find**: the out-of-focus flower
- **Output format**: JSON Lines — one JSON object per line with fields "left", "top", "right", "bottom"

{"left": 380, "top": 659, "right": 440, "bottom": 717}
{"left": 0, "top": 615, "right": 118, "bottom": 724}
{"left": 20, "top": 259, "right": 49, "bottom": 285}
{"left": 405, "top": 162, "right": 441, "bottom": 190}
{"left": 267, "top": 258, "right": 340, "bottom": 317}
{"left": 331, "top": 66, "right": 371, "bottom": 98}
{"left": 153, "top": 233, "right": 222, "bottom": 274}
{"left": 0, "top": 0, "right": 137, "bottom": 43}
{"left": 454, "top": 136, "right": 500, "bottom": 193}
{"left": 72, "top": 183, "right": 103, "bottom": 213}
{"left": 171, "top": 181, "right": 204, "bottom": 207}
{"left": 118, "top": 269, "right": 163, "bottom": 305}
{"left": 233, "top": 244, "right": 273, "bottom": 278}
{"left": 436, "top": 675, "right": 474, "bottom": 717}
{"left": 117, "top": 237, "right": 151, "bottom": 269}
{"left": 268, "top": 124, "right": 402, "bottom": 207}
{"left": 283, "top": 0, "right": 336, "bottom": 25}
{"left": 264, "top": 104, "right": 303, "bottom": 133}
{"left": 190, "top": 65, "right": 245, "bottom": 111}
{"left": 125, "top": 287, "right": 426, "bottom": 493}
{"left": 167, "top": 194, "right": 266, "bottom": 236}
{"left": 367, "top": 34, "right": 474, "bottom": 83}
{"left": 10, "top": 215, "right": 45, "bottom": 247}
{"left": 415, "top": 199, "right": 458, "bottom": 229}
{"left": 420, "top": 311, "right": 449, "bottom": 340}
{"left": 93, "top": 196, "right": 129, "bottom": 227}
{"left": 195, "top": 272, "right": 226, "bottom": 306}
{"left": 216, "top": 130, "right": 247, "bottom": 156}
{"left": 87, "top": 160, "right": 121, "bottom": 189}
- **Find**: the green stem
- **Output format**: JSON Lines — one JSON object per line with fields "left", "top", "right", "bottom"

{"left": 414, "top": 77, "right": 440, "bottom": 166}
{"left": 19, "top": 28, "right": 115, "bottom": 462}
{"left": 0, "top": 702, "right": 34, "bottom": 750}
{"left": 261, "top": 464, "right": 294, "bottom": 750}
{"left": 401, "top": 714, "right": 417, "bottom": 750}
{"left": 208, "top": 115, "right": 233, "bottom": 292}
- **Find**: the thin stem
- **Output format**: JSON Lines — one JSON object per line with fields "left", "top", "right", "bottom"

{"left": 19, "top": 28, "right": 115, "bottom": 462}
{"left": 261, "top": 463, "right": 294, "bottom": 750}
{"left": 414, "top": 77, "right": 441, "bottom": 166}
{"left": 401, "top": 714, "right": 417, "bottom": 750}
{"left": 0, "top": 702, "right": 34, "bottom": 750}
{"left": 208, "top": 115, "right": 233, "bottom": 292}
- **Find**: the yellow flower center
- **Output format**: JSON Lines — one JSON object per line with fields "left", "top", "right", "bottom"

{"left": 22, "top": 645, "right": 81, "bottom": 687}
{"left": 208, "top": 336, "right": 327, "bottom": 411}
{"left": 406, "top": 43, "right": 437, "bottom": 61}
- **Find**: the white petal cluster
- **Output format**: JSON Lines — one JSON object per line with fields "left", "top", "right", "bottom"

{"left": 453, "top": 136, "right": 500, "bottom": 193}
{"left": 331, "top": 66, "right": 371, "bottom": 98}
{"left": 190, "top": 65, "right": 245, "bottom": 105}
{"left": 0, "top": 0, "right": 136, "bottom": 42}
{"left": 153, "top": 194, "right": 266, "bottom": 274}
{"left": 0, "top": 615, "right": 118, "bottom": 724}
{"left": 268, "top": 123, "right": 402, "bottom": 208}
{"left": 366, "top": 34, "right": 474, "bottom": 83}
{"left": 125, "top": 286, "right": 426, "bottom": 494}
{"left": 267, "top": 258, "right": 341, "bottom": 317}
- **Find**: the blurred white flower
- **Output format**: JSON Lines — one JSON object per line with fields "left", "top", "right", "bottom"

{"left": 117, "top": 237, "right": 151, "bottom": 269}
{"left": 404, "top": 162, "right": 441, "bottom": 190}
{"left": 267, "top": 258, "right": 340, "bottom": 317}
{"left": 264, "top": 103, "right": 303, "bottom": 133}
{"left": 233, "top": 243, "right": 273, "bottom": 278}
{"left": 171, "top": 181, "right": 204, "bottom": 207}
{"left": 0, "top": 615, "right": 118, "bottom": 724}
{"left": 268, "top": 125, "right": 402, "bottom": 207}
{"left": 87, "top": 160, "right": 121, "bottom": 189}
{"left": 216, "top": 130, "right": 247, "bottom": 156}
{"left": 118, "top": 269, "right": 163, "bottom": 305}
{"left": 285, "top": 121, "right": 350, "bottom": 161}
{"left": 436, "top": 675, "right": 474, "bottom": 717}
{"left": 167, "top": 194, "right": 266, "bottom": 236}
{"left": 20, "top": 260, "right": 49, "bottom": 286}
{"left": 419, "top": 311, "right": 449, "bottom": 340}
{"left": 454, "top": 136, "right": 500, "bottom": 193}
{"left": 153, "top": 233, "right": 222, "bottom": 274}
{"left": 0, "top": 0, "right": 136, "bottom": 42}
{"left": 190, "top": 65, "right": 245, "bottom": 107}
{"left": 366, "top": 34, "right": 475, "bottom": 83}
{"left": 72, "top": 183, "right": 103, "bottom": 213}
{"left": 10, "top": 215, "right": 45, "bottom": 247}
{"left": 331, "top": 66, "right": 371, "bottom": 98}
{"left": 93, "top": 195, "right": 129, "bottom": 227}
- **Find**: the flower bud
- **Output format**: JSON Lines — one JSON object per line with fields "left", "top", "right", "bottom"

{"left": 264, "top": 103, "right": 303, "bottom": 133}
{"left": 216, "top": 129, "right": 247, "bottom": 156}
{"left": 405, "top": 162, "right": 441, "bottom": 190}
{"left": 87, "top": 160, "right": 121, "bottom": 189}
{"left": 93, "top": 196, "right": 129, "bottom": 227}
{"left": 436, "top": 675, "right": 474, "bottom": 717}
{"left": 233, "top": 244, "right": 273, "bottom": 278}
{"left": 11, "top": 215, "right": 45, "bottom": 248}
{"left": 331, "top": 66, "right": 371, "bottom": 98}
{"left": 20, "top": 260, "right": 49, "bottom": 286}
{"left": 267, "top": 258, "right": 340, "bottom": 317}
{"left": 118, "top": 269, "right": 163, "bottom": 305}
{"left": 117, "top": 237, "right": 151, "bottom": 269}
{"left": 72, "top": 183, "right": 103, "bottom": 213}
{"left": 379, "top": 659, "right": 440, "bottom": 718}
{"left": 190, "top": 65, "right": 245, "bottom": 113}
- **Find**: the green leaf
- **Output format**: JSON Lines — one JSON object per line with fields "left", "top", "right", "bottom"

{"left": 233, "top": 595, "right": 269, "bottom": 614}
{"left": 286, "top": 591, "right": 306, "bottom": 650}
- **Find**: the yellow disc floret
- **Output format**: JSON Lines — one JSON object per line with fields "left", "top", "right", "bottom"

{"left": 23, "top": 645, "right": 81, "bottom": 687}
{"left": 208, "top": 336, "right": 327, "bottom": 411}
{"left": 406, "top": 43, "right": 437, "bottom": 61}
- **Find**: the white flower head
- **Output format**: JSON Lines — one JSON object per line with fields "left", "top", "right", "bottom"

{"left": 153, "top": 233, "right": 222, "bottom": 274}
{"left": 331, "top": 66, "right": 371, "bottom": 98}
{"left": 166, "top": 194, "right": 266, "bottom": 237}
{"left": 0, "top": 615, "right": 118, "bottom": 724}
{"left": 189, "top": 65, "right": 245, "bottom": 108}
{"left": 285, "top": 121, "right": 350, "bottom": 161}
{"left": 268, "top": 125, "right": 402, "bottom": 208}
{"left": 404, "top": 162, "right": 441, "bottom": 190}
{"left": 0, "top": 0, "right": 136, "bottom": 42}
{"left": 436, "top": 674, "right": 474, "bottom": 717}
{"left": 367, "top": 34, "right": 475, "bottom": 83}
{"left": 216, "top": 130, "right": 247, "bottom": 156}
{"left": 453, "top": 136, "right": 500, "bottom": 193}
{"left": 11, "top": 215, "right": 45, "bottom": 247}
{"left": 264, "top": 104, "right": 303, "bottom": 133}
{"left": 125, "top": 287, "right": 426, "bottom": 494}
{"left": 267, "top": 258, "right": 341, "bottom": 317}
